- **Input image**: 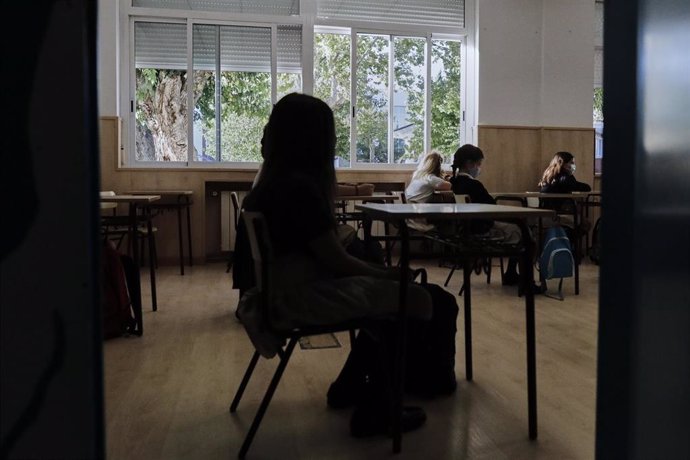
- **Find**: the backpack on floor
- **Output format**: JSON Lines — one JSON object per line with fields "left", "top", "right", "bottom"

{"left": 102, "top": 241, "right": 142, "bottom": 339}
{"left": 405, "top": 270, "right": 459, "bottom": 397}
{"left": 538, "top": 226, "right": 574, "bottom": 300}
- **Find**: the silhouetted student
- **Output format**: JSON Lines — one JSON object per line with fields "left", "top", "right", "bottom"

{"left": 234, "top": 93, "right": 431, "bottom": 437}
{"left": 449, "top": 144, "right": 541, "bottom": 290}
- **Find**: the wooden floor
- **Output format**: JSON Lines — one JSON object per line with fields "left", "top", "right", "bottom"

{"left": 104, "top": 260, "right": 599, "bottom": 460}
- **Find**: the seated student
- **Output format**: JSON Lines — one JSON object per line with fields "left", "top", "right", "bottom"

{"left": 449, "top": 144, "right": 535, "bottom": 288}
{"left": 538, "top": 151, "right": 592, "bottom": 234}
{"left": 234, "top": 93, "right": 432, "bottom": 437}
{"left": 404, "top": 150, "right": 453, "bottom": 231}
{"left": 405, "top": 151, "right": 452, "bottom": 203}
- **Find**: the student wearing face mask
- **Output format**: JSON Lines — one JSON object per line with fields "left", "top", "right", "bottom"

{"left": 538, "top": 151, "right": 592, "bottom": 249}
{"left": 449, "top": 144, "right": 538, "bottom": 289}
{"left": 538, "top": 151, "right": 591, "bottom": 194}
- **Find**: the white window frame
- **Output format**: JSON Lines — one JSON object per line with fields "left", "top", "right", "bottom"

{"left": 118, "top": 0, "right": 476, "bottom": 169}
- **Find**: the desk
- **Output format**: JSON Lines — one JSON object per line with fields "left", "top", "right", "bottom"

{"left": 101, "top": 195, "right": 160, "bottom": 311}
{"left": 127, "top": 190, "right": 194, "bottom": 275}
{"left": 355, "top": 203, "right": 555, "bottom": 443}
{"left": 335, "top": 194, "right": 400, "bottom": 265}
{"left": 492, "top": 192, "right": 594, "bottom": 295}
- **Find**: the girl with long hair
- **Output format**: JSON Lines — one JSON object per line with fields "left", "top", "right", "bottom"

{"left": 538, "top": 151, "right": 592, "bottom": 193}
{"left": 405, "top": 150, "right": 452, "bottom": 203}
{"left": 237, "top": 93, "right": 431, "bottom": 437}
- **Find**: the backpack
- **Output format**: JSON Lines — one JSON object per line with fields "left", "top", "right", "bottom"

{"left": 405, "top": 271, "right": 459, "bottom": 397}
{"left": 102, "top": 241, "right": 142, "bottom": 339}
{"left": 589, "top": 217, "right": 601, "bottom": 265}
{"left": 539, "top": 226, "right": 574, "bottom": 300}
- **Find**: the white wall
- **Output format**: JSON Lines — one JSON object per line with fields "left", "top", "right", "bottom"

{"left": 98, "top": 0, "right": 118, "bottom": 115}
{"left": 476, "top": 0, "right": 594, "bottom": 127}
{"left": 96, "top": 0, "right": 597, "bottom": 126}
{"left": 541, "top": 0, "right": 595, "bottom": 126}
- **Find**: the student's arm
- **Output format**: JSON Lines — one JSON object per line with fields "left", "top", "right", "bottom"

{"left": 435, "top": 179, "right": 452, "bottom": 191}
{"left": 306, "top": 231, "right": 396, "bottom": 279}
{"left": 562, "top": 175, "right": 592, "bottom": 192}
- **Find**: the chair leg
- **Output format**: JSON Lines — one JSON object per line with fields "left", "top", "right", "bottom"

{"left": 444, "top": 264, "right": 457, "bottom": 287}
{"left": 238, "top": 338, "right": 298, "bottom": 459}
{"left": 230, "top": 351, "right": 261, "bottom": 413}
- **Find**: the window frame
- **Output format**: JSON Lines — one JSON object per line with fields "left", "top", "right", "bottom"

{"left": 119, "top": 1, "right": 472, "bottom": 169}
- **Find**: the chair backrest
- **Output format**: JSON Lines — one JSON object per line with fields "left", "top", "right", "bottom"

{"left": 400, "top": 192, "right": 408, "bottom": 204}
{"left": 230, "top": 192, "right": 241, "bottom": 230}
{"left": 454, "top": 194, "right": 470, "bottom": 203}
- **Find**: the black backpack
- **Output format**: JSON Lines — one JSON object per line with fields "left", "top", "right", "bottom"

{"left": 405, "top": 271, "right": 459, "bottom": 397}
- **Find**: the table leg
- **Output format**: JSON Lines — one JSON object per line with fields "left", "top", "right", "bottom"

{"left": 573, "top": 206, "right": 580, "bottom": 295}
{"left": 177, "top": 199, "right": 184, "bottom": 275}
{"left": 463, "top": 259, "right": 473, "bottom": 381}
{"left": 146, "top": 206, "right": 157, "bottom": 311}
{"left": 129, "top": 203, "right": 139, "bottom": 265}
{"left": 186, "top": 196, "right": 193, "bottom": 267}
{"left": 392, "top": 221, "right": 410, "bottom": 453}
{"left": 519, "top": 221, "right": 538, "bottom": 440}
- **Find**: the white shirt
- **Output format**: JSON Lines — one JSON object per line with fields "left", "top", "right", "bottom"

{"left": 405, "top": 175, "right": 447, "bottom": 203}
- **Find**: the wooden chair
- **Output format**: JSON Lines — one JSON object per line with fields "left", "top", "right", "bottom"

{"left": 100, "top": 191, "right": 158, "bottom": 267}
{"left": 440, "top": 194, "right": 508, "bottom": 294}
{"left": 229, "top": 211, "right": 404, "bottom": 459}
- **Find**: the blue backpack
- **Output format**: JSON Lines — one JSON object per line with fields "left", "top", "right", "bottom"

{"left": 539, "top": 226, "right": 574, "bottom": 281}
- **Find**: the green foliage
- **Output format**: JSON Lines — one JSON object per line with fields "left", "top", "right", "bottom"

{"left": 136, "top": 32, "right": 462, "bottom": 165}
{"left": 430, "top": 40, "right": 461, "bottom": 161}
{"left": 593, "top": 87, "right": 604, "bottom": 122}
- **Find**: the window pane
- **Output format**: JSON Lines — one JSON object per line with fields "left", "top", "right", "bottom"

{"left": 134, "top": 22, "right": 188, "bottom": 162}
{"left": 193, "top": 24, "right": 217, "bottom": 161}
{"left": 393, "top": 37, "right": 426, "bottom": 163}
{"left": 314, "top": 32, "right": 351, "bottom": 167}
{"left": 192, "top": 25, "right": 271, "bottom": 162}
{"left": 594, "top": 87, "right": 604, "bottom": 175}
{"left": 431, "top": 39, "right": 461, "bottom": 161}
{"left": 278, "top": 25, "right": 303, "bottom": 100}
{"left": 356, "top": 34, "right": 389, "bottom": 163}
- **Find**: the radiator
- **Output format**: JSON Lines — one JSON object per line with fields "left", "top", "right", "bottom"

{"left": 220, "top": 192, "right": 387, "bottom": 252}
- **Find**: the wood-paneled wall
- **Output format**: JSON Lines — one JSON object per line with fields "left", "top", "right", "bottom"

{"left": 478, "top": 125, "right": 595, "bottom": 193}
{"left": 99, "top": 117, "right": 412, "bottom": 263}
{"left": 100, "top": 118, "right": 598, "bottom": 263}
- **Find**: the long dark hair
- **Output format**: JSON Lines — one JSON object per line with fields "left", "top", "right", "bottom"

{"left": 252, "top": 93, "right": 337, "bottom": 212}
{"left": 539, "top": 151, "right": 574, "bottom": 187}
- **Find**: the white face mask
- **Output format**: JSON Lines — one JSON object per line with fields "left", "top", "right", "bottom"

{"left": 469, "top": 166, "right": 481, "bottom": 178}
{"left": 569, "top": 164, "right": 577, "bottom": 173}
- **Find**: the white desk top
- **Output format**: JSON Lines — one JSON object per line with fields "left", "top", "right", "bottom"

{"left": 355, "top": 203, "right": 555, "bottom": 220}
{"left": 100, "top": 195, "right": 161, "bottom": 203}
{"left": 491, "top": 191, "right": 594, "bottom": 199}
{"left": 335, "top": 194, "right": 399, "bottom": 202}
{"left": 127, "top": 190, "right": 193, "bottom": 196}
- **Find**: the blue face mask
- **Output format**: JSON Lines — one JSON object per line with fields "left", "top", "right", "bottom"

{"left": 469, "top": 166, "right": 481, "bottom": 178}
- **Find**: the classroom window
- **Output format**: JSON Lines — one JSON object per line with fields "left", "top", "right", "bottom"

{"left": 125, "top": 0, "right": 466, "bottom": 167}
{"left": 131, "top": 20, "right": 302, "bottom": 164}
{"left": 314, "top": 32, "right": 463, "bottom": 166}
{"left": 593, "top": 0, "right": 604, "bottom": 175}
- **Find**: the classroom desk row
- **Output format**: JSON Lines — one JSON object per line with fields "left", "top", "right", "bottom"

{"left": 100, "top": 190, "right": 195, "bottom": 314}
{"left": 492, "top": 191, "right": 601, "bottom": 295}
